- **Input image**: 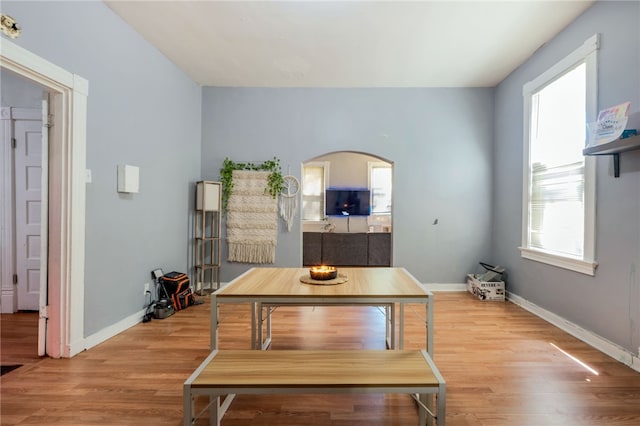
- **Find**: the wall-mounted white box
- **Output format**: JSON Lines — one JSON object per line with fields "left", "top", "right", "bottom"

{"left": 196, "top": 181, "right": 221, "bottom": 211}
{"left": 117, "top": 165, "right": 139, "bottom": 193}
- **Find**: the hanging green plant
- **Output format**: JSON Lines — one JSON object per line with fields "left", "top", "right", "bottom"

{"left": 219, "top": 157, "right": 284, "bottom": 213}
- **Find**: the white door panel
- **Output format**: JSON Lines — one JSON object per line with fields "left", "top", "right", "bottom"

{"left": 14, "top": 118, "right": 42, "bottom": 311}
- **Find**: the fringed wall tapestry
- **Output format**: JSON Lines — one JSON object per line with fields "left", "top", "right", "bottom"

{"left": 226, "top": 170, "right": 278, "bottom": 264}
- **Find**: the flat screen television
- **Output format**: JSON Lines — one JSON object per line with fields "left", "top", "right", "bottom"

{"left": 325, "top": 189, "right": 370, "bottom": 216}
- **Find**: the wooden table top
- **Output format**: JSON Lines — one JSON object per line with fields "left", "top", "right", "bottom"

{"left": 215, "top": 267, "right": 429, "bottom": 299}
{"left": 191, "top": 350, "right": 440, "bottom": 388}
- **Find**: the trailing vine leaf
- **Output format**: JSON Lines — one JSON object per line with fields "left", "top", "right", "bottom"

{"left": 219, "top": 157, "right": 284, "bottom": 214}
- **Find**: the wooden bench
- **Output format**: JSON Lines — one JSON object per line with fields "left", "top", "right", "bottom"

{"left": 183, "top": 349, "right": 446, "bottom": 426}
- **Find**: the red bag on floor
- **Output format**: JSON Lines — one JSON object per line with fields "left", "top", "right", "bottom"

{"left": 159, "top": 272, "right": 192, "bottom": 310}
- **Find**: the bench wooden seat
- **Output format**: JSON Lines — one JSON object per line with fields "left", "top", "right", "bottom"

{"left": 183, "top": 349, "right": 446, "bottom": 426}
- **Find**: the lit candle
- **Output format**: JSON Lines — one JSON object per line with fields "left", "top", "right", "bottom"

{"left": 310, "top": 265, "right": 337, "bottom": 280}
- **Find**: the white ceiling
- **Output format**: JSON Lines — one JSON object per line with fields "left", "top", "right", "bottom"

{"left": 104, "top": 0, "right": 595, "bottom": 88}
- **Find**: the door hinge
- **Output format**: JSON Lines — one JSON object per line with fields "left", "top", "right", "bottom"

{"left": 13, "top": 274, "right": 18, "bottom": 285}
{"left": 45, "top": 114, "right": 53, "bottom": 128}
{"left": 11, "top": 137, "right": 16, "bottom": 148}
{"left": 40, "top": 305, "right": 49, "bottom": 320}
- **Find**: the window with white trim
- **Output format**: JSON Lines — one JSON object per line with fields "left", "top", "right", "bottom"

{"left": 369, "top": 162, "right": 392, "bottom": 215}
{"left": 301, "top": 162, "right": 328, "bottom": 221}
{"left": 521, "top": 34, "right": 599, "bottom": 276}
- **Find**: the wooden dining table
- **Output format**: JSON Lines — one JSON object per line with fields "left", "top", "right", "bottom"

{"left": 210, "top": 267, "right": 434, "bottom": 356}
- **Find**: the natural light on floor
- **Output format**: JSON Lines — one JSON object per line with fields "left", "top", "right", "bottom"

{"left": 550, "top": 342, "right": 599, "bottom": 376}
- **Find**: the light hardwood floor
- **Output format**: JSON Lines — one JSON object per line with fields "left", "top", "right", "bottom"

{"left": 2, "top": 292, "right": 640, "bottom": 425}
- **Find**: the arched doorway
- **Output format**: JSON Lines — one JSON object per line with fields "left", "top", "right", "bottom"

{"left": 301, "top": 151, "right": 393, "bottom": 267}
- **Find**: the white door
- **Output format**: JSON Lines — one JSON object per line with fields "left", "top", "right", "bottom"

{"left": 14, "top": 111, "right": 43, "bottom": 311}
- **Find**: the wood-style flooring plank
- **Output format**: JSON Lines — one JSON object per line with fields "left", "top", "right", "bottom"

{"left": 2, "top": 292, "right": 640, "bottom": 425}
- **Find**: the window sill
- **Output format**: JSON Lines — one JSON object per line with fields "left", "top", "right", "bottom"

{"left": 519, "top": 247, "right": 597, "bottom": 276}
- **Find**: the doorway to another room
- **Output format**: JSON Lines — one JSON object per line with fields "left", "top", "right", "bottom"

{"left": 0, "top": 75, "right": 47, "bottom": 370}
{"left": 1, "top": 38, "right": 88, "bottom": 359}
{"left": 301, "top": 151, "right": 393, "bottom": 267}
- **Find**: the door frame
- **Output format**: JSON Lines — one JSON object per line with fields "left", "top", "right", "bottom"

{"left": 1, "top": 38, "right": 88, "bottom": 358}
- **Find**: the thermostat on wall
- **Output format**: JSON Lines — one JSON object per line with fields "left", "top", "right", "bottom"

{"left": 117, "top": 164, "right": 139, "bottom": 193}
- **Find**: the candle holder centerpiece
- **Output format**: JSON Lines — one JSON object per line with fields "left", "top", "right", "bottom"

{"left": 301, "top": 265, "right": 347, "bottom": 285}
{"left": 309, "top": 265, "right": 337, "bottom": 280}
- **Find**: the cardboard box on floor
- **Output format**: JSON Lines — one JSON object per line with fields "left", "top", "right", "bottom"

{"left": 467, "top": 274, "right": 505, "bottom": 301}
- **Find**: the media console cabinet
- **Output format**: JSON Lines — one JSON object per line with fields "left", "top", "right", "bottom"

{"left": 303, "top": 232, "right": 391, "bottom": 267}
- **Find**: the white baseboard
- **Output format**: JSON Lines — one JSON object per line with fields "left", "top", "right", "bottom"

{"left": 507, "top": 292, "right": 640, "bottom": 373}
{"left": 1, "top": 288, "right": 15, "bottom": 313}
{"left": 74, "top": 307, "right": 148, "bottom": 355}
{"left": 423, "top": 283, "right": 467, "bottom": 291}
{"left": 422, "top": 283, "right": 467, "bottom": 291}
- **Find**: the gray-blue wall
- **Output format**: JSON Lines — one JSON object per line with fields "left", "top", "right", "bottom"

{"left": 0, "top": 70, "right": 44, "bottom": 108}
{"left": 3, "top": 1, "right": 202, "bottom": 336}
{"left": 7, "top": 0, "right": 636, "bottom": 360}
{"left": 493, "top": 1, "right": 640, "bottom": 354}
{"left": 201, "top": 88, "right": 494, "bottom": 283}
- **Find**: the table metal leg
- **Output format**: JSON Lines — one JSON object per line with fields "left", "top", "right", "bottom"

{"left": 210, "top": 294, "right": 218, "bottom": 351}
{"left": 427, "top": 296, "right": 434, "bottom": 357}
{"left": 251, "top": 302, "right": 257, "bottom": 349}
{"left": 266, "top": 305, "right": 272, "bottom": 347}
{"left": 385, "top": 304, "right": 391, "bottom": 349}
{"left": 390, "top": 303, "right": 396, "bottom": 349}
{"left": 399, "top": 302, "right": 405, "bottom": 350}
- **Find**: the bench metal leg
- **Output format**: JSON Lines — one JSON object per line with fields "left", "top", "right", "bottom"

{"left": 183, "top": 384, "right": 193, "bottom": 426}
{"left": 437, "top": 383, "right": 446, "bottom": 425}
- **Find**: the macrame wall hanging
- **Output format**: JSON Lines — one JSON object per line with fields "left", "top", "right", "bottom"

{"left": 226, "top": 170, "right": 278, "bottom": 264}
{"left": 279, "top": 173, "right": 300, "bottom": 232}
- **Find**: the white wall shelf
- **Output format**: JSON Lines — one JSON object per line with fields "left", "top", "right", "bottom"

{"left": 583, "top": 134, "right": 640, "bottom": 177}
